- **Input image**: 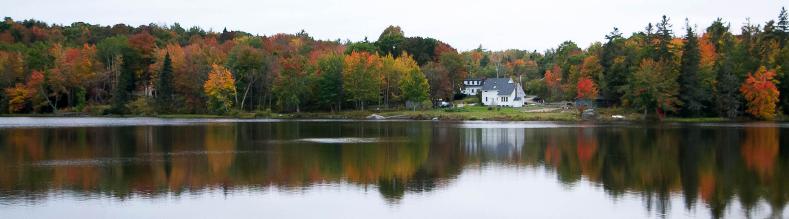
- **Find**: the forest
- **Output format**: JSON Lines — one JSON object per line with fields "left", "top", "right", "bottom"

{"left": 1, "top": 7, "right": 788, "bottom": 119}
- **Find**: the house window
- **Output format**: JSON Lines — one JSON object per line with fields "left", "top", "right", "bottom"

{"left": 501, "top": 97, "right": 508, "bottom": 102}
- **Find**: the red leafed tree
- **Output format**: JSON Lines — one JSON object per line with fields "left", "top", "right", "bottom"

{"left": 576, "top": 77, "right": 598, "bottom": 99}
{"left": 129, "top": 31, "right": 156, "bottom": 56}
{"left": 739, "top": 66, "right": 779, "bottom": 120}
{"left": 433, "top": 41, "right": 457, "bottom": 59}
{"left": 575, "top": 77, "right": 598, "bottom": 115}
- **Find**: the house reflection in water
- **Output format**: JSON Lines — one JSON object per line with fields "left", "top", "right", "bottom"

{"left": 463, "top": 128, "right": 524, "bottom": 160}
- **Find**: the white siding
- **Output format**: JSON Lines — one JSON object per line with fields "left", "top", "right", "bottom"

{"left": 482, "top": 84, "right": 525, "bottom": 107}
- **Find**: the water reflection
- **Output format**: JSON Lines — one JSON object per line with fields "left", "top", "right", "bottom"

{"left": 0, "top": 121, "right": 787, "bottom": 218}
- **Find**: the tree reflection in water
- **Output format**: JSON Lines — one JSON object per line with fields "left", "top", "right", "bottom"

{"left": 0, "top": 121, "right": 786, "bottom": 218}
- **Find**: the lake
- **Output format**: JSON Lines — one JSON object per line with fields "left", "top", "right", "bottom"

{"left": 0, "top": 118, "right": 786, "bottom": 218}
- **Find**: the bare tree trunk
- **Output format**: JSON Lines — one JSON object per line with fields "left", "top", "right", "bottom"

{"left": 239, "top": 77, "right": 257, "bottom": 111}
{"left": 39, "top": 85, "right": 57, "bottom": 114}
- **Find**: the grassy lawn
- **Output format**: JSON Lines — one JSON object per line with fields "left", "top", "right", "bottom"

{"left": 376, "top": 106, "right": 579, "bottom": 121}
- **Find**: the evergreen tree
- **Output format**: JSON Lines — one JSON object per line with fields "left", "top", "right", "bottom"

{"left": 600, "top": 27, "right": 627, "bottom": 103}
{"left": 714, "top": 36, "right": 742, "bottom": 118}
{"left": 777, "top": 7, "right": 787, "bottom": 44}
{"left": 678, "top": 22, "right": 708, "bottom": 116}
{"left": 706, "top": 19, "right": 729, "bottom": 51}
{"left": 778, "top": 46, "right": 789, "bottom": 114}
{"left": 156, "top": 53, "right": 174, "bottom": 112}
{"left": 654, "top": 15, "right": 674, "bottom": 62}
{"left": 110, "top": 65, "right": 134, "bottom": 114}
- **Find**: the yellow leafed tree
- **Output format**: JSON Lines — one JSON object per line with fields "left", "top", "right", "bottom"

{"left": 203, "top": 64, "right": 236, "bottom": 113}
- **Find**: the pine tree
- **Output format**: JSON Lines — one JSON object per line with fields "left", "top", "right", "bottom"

{"left": 715, "top": 37, "right": 742, "bottom": 119}
{"left": 777, "top": 7, "right": 788, "bottom": 44}
{"left": 110, "top": 65, "right": 134, "bottom": 114}
{"left": 156, "top": 53, "right": 174, "bottom": 112}
{"left": 654, "top": 15, "right": 674, "bottom": 62}
{"left": 600, "top": 27, "right": 624, "bottom": 101}
{"left": 678, "top": 22, "right": 708, "bottom": 116}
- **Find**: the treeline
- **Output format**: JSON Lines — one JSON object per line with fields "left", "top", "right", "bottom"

{"left": 476, "top": 9, "right": 789, "bottom": 120}
{"left": 0, "top": 22, "right": 436, "bottom": 114}
{"left": 1, "top": 7, "right": 789, "bottom": 119}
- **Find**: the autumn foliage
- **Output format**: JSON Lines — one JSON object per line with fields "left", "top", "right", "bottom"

{"left": 3, "top": 12, "right": 789, "bottom": 118}
{"left": 343, "top": 51, "right": 382, "bottom": 109}
{"left": 203, "top": 64, "right": 236, "bottom": 113}
{"left": 544, "top": 65, "right": 562, "bottom": 100}
{"left": 739, "top": 67, "right": 779, "bottom": 120}
{"left": 576, "top": 77, "right": 598, "bottom": 99}
{"left": 4, "top": 70, "right": 44, "bottom": 112}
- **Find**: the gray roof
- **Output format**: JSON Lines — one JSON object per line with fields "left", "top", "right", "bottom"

{"left": 482, "top": 78, "right": 517, "bottom": 95}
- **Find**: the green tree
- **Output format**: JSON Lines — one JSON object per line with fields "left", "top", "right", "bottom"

{"left": 155, "top": 53, "right": 174, "bottom": 112}
{"left": 399, "top": 57, "right": 429, "bottom": 111}
{"left": 380, "top": 53, "right": 400, "bottom": 108}
{"left": 600, "top": 27, "right": 629, "bottom": 102}
{"left": 779, "top": 46, "right": 789, "bottom": 114}
{"left": 376, "top": 25, "right": 405, "bottom": 57}
{"left": 97, "top": 36, "right": 139, "bottom": 114}
{"left": 345, "top": 39, "right": 378, "bottom": 55}
{"left": 343, "top": 51, "right": 381, "bottom": 110}
{"left": 226, "top": 42, "right": 268, "bottom": 110}
{"left": 272, "top": 56, "right": 309, "bottom": 112}
{"left": 111, "top": 64, "right": 134, "bottom": 114}
{"left": 439, "top": 52, "right": 467, "bottom": 98}
{"left": 678, "top": 22, "right": 708, "bottom": 116}
{"left": 654, "top": 15, "right": 675, "bottom": 61}
{"left": 714, "top": 36, "right": 742, "bottom": 119}
{"left": 622, "top": 59, "right": 680, "bottom": 118}
{"left": 316, "top": 53, "right": 344, "bottom": 111}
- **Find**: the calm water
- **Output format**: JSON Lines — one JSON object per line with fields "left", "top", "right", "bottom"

{"left": 0, "top": 118, "right": 787, "bottom": 219}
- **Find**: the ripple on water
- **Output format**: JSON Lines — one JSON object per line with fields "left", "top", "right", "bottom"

{"left": 296, "top": 138, "right": 383, "bottom": 144}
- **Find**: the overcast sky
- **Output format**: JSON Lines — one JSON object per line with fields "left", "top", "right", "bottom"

{"left": 2, "top": 0, "right": 786, "bottom": 51}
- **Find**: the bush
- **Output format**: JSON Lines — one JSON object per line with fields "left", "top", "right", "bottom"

{"left": 254, "top": 109, "right": 272, "bottom": 118}
{"left": 83, "top": 104, "right": 111, "bottom": 115}
{"left": 126, "top": 97, "right": 156, "bottom": 116}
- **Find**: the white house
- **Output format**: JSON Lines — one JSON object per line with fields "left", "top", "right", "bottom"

{"left": 481, "top": 78, "right": 526, "bottom": 107}
{"left": 461, "top": 78, "right": 484, "bottom": 95}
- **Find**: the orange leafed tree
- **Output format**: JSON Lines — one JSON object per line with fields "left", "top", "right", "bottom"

{"left": 544, "top": 65, "right": 562, "bottom": 100}
{"left": 739, "top": 66, "right": 779, "bottom": 120}
{"left": 699, "top": 34, "right": 717, "bottom": 69}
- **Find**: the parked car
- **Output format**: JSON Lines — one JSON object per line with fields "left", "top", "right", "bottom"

{"left": 439, "top": 101, "right": 452, "bottom": 108}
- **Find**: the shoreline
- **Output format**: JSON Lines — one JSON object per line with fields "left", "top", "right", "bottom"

{"left": 0, "top": 109, "right": 782, "bottom": 123}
